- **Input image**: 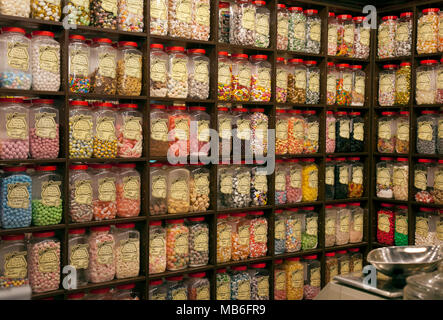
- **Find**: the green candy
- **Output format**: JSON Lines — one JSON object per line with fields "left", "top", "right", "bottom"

{"left": 32, "top": 199, "right": 63, "bottom": 226}
{"left": 301, "top": 233, "right": 318, "bottom": 250}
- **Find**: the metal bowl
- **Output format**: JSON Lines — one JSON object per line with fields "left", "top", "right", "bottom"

{"left": 367, "top": 246, "right": 443, "bottom": 277}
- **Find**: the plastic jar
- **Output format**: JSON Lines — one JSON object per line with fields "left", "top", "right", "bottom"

{"left": 395, "top": 62, "right": 411, "bottom": 105}
{"left": 90, "top": 38, "right": 117, "bottom": 94}
{"left": 168, "top": 105, "right": 190, "bottom": 157}
{"left": 218, "top": 2, "right": 230, "bottom": 43}
{"left": 286, "top": 159, "right": 302, "bottom": 204}
{"left": 87, "top": 287, "right": 112, "bottom": 300}
{"left": 325, "top": 252, "right": 338, "bottom": 283}
{"left": 301, "top": 207, "right": 318, "bottom": 250}
{"left": 416, "top": 60, "right": 437, "bottom": 105}
{"left": 167, "top": 46, "right": 188, "bottom": 98}
{"left": 303, "top": 110, "right": 319, "bottom": 154}
{"left": 377, "top": 203, "right": 395, "bottom": 245}
{"left": 274, "top": 260, "right": 286, "bottom": 300}
{"left": 251, "top": 161, "right": 268, "bottom": 206}
{"left": 414, "top": 159, "right": 435, "bottom": 203}
{"left": 305, "top": 61, "right": 320, "bottom": 104}
{"left": 377, "top": 111, "right": 396, "bottom": 153}
{"left": 0, "top": 0, "right": 30, "bottom": 17}
{"left": 274, "top": 210, "right": 286, "bottom": 254}
{"left": 335, "top": 204, "right": 350, "bottom": 245}
{"left": 288, "top": 7, "right": 305, "bottom": 52}
{"left": 376, "top": 157, "right": 394, "bottom": 198}
{"left": 353, "top": 16, "right": 370, "bottom": 59}
{"left": 0, "top": 166, "right": 32, "bottom": 229}
{"left": 168, "top": 0, "right": 192, "bottom": 38}
{"left": 301, "top": 159, "right": 318, "bottom": 202}
{"left": 0, "top": 98, "right": 29, "bottom": 160}
{"left": 415, "top": 207, "right": 436, "bottom": 245}
{"left": 275, "top": 159, "right": 287, "bottom": 205}
{"left": 350, "top": 112, "right": 364, "bottom": 152}
{"left": 90, "top": 0, "right": 117, "bottom": 29}
{"left": 336, "top": 111, "right": 350, "bottom": 152}
{"left": 28, "top": 231, "right": 60, "bottom": 292}
{"left": 149, "top": 105, "right": 168, "bottom": 157}
{"left": 325, "top": 112, "right": 336, "bottom": 153}
{"left": 394, "top": 205, "right": 408, "bottom": 246}
{"left": 149, "top": 221, "right": 166, "bottom": 274}
{"left": 287, "top": 58, "right": 306, "bottom": 103}
{"left": 254, "top": 1, "right": 270, "bottom": 48}
{"left": 328, "top": 12, "right": 338, "bottom": 55}
{"left": 68, "top": 165, "right": 92, "bottom": 223}
{"left": 417, "top": 8, "right": 439, "bottom": 54}
{"left": 336, "top": 63, "right": 352, "bottom": 106}
{"left": 114, "top": 283, "right": 139, "bottom": 300}
{"left": 275, "top": 58, "right": 288, "bottom": 103}
{"left": 150, "top": 0, "right": 168, "bottom": 35}
{"left": 228, "top": 213, "right": 250, "bottom": 260}
{"left": 393, "top": 158, "right": 409, "bottom": 201}
{"left": 417, "top": 110, "right": 437, "bottom": 154}
{"left": 232, "top": 108, "right": 250, "bottom": 155}
{"left": 90, "top": 164, "right": 117, "bottom": 220}
{"left": 31, "top": 165, "right": 62, "bottom": 226}
{"left": 326, "top": 63, "right": 337, "bottom": 105}
{"left": 0, "top": 234, "right": 27, "bottom": 285}
{"left": 435, "top": 160, "right": 443, "bottom": 204}
{"left": 248, "top": 211, "right": 267, "bottom": 258}
{"left": 325, "top": 205, "right": 336, "bottom": 247}
{"left": 167, "top": 164, "right": 190, "bottom": 214}
{"left": 114, "top": 223, "right": 139, "bottom": 279}
{"left": 285, "top": 257, "right": 303, "bottom": 300}
{"left": 337, "top": 250, "right": 350, "bottom": 275}
{"left": 348, "top": 157, "right": 364, "bottom": 198}
{"left": 187, "top": 272, "right": 210, "bottom": 300}
{"left": 189, "top": 164, "right": 210, "bottom": 212}
{"left": 304, "top": 9, "right": 321, "bottom": 54}
{"left": 116, "top": 104, "right": 142, "bottom": 158}
{"left": 287, "top": 109, "right": 305, "bottom": 154}
{"left": 351, "top": 65, "right": 365, "bottom": 106}
{"left": 275, "top": 109, "right": 288, "bottom": 155}
{"left": 217, "top": 164, "right": 234, "bottom": 209}
{"left": 232, "top": 163, "right": 252, "bottom": 208}
{"left": 216, "top": 214, "right": 232, "bottom": 263}
{"left": 165, "top": 275, "right": 188, "bottom": 300}
{"left": 116, "top": 41, "right": 142, "bottom": 96}
{"left": 230, "top": 0, "right": 256, "bottom": 46}
{"left": 249, "top": 108, "right": 268, "bottom": 155}
{"left": 230, "top": 265, "right": 251, "bottom": 300}
{"left": 187, "top": 49, "right": 209, "bottom": 99}
{"left": 379, "top": 64, "right": 397, "bottom": 106}
{"left": 118, "top": 0, "right": 144, "bottom": 32}
{"left": 337, "top": 14, "right": 354, "bottom": 57}
{"left": 68, "top": 35, "right": 91, "bottom": 93}
{"left": 438, "top": 58, "right": 443, "bottom": 103}
{"left": 29, "top": 99, "right": 59, "bottom": 159}
{"left": 325, "top": 158, "right": 335, "bottom": 200}
{"left": 217, "top": 51, "right": 232, "bottom": 101}
{"left": 149, "top": 44, "right": 168, "bottom": 97}
{"left": 69, "top": 100, "right": 93, "bottom": 158}
{"left": 66, "top": 0, "right": 90, "bottom": 26}
{"left": 115, "top": 163, "right": 140, "bottom": 217}
{"left": 277, "top": 4, "right": 289, "bottom": 50}
{"left": 0, "top": 27, "right": 32, "bottom": 89}
{"left": 166, "top": 219, "right": 189, "bottom": 271}
{"left": 303, "top": 255, "right": 320, "bottom": 300}
{"left": 231, "top": 54, "right": 251, "bottom": 101}
{"left": 186, "top": 217, "right": 209, "bottom": 267}
{"left": 189, "top": 106, "right": 210, "bottom": 157}
{"left": 378, "top": 16, "right": 397, "bottom": 58}
{"left": 68, "top": 228, "right": 89, "bottom": 286}
{"left": 248, "top": 263, "right": 269, "bottom": 300}
{"left": 250, "top": 55, "right": 271, "bottom": 102}
{"left": 285, "top": 208, "right": 303, "bottom": 252}
{"left": 218, "top": 107, "right": 232, "bottom": 156}
{"left": 396, "top": 12, "right": 413, "bottom": 56}
{"left": 349, "top": 248, "right": 363, "bottom": 273}
{"left": 31, "top": 0, "right": 60, "bottom": 21}
{"left": 93, "top": 102, "right": 117, "bottom": 158}
{"left": 30, "top": 31, "right": 60, "bottom": 91}
{"left": 149, "top": 279, "right": 167, "bottom": 300}
{"left": 396, "top": 111, "right": 410, "bottom": 153}
{"left": 216, "top": 268, "right": 230, "bottom": 300}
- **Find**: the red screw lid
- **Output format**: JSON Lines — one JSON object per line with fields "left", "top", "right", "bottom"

{"left": 351, "top": 65, "right": 362, "bottom": 70}
{"left": 68, "top": 228, "right": 86, "bottom": 235}
{"left": 380, "top": 203, "right": 395, "bottom": 208}
{"left": 150, "top": 104, "right": 166, "bottom": 110}
{"left": 380, "top": 157, "right": 393, "bottom": 161}
{"left": 188, "top": 217, "right": 205, "bottom": 222}
{"left": 189, "top": 106, "right": 206, "bottom": 111}
{"left": 277, "top": 4, "right": 286, "bottom": 9}
{"left": 166, "top": 46, "right": 185, "bottom": 52}
{"left": 116, "top": 283, "right": 136, "bottom": 290}
{"left": 249, "top": 211, "right": 264, "bottom": 216}
{"left": 1, "top": 234, "right": 25, "bottom": 241}
{"left": 250, "top": 263, "right": 266, "bottom": 268}
{"left": 93, "top": 38, "right": 112, "bottom": 44}
{"left": 219, "top": 2, "right": 230, "bottom": 8}
{"left": 217, "top": 268, "right": 227, "bottom": 273}
{"left": 118, "top": 41, "right": 137, "bottom": 48}
{"left": 3, "top": 166, "right": 27, "bottom": 172}
{"left": 69, "top": 35, "right": 86, "bottom": 41}
{"left": 31, "top": 31, "right": 55, "bottom": 38}
{"left": 90, "top": 288, "right": 110, "bottom": 294}
{"left": 149, "top": 279, "right": 163, "bottom": 286}
{"left": 0, "top": 98, "right": 24, "bottom": 104}
{"left": 288, "top": 58, "right": 303, "bottom": 64}
{"left": 337, "top": 14, "right": 352, "bottom": 20}
{"left": 119, "top": 103, "right": 138, "bottom": 109}
{"left": 382, "top": 16, "right": 398, "bottom": 21}
{"left": 327, "top": 62, "right": 335, "bottom": 67}
{"left": 420, "top": 60, "right": 438, "bottom": 65}
{"left": 68, "top": 293, "right": 85, "bottom": 299}
{"left": 400, "top": 12, "right": 413, "bottom": 18}
{"left": 232, "top": 53, "right": 248, "bottom": 59}
{"left": 397, "top": 157, "right": 408, "bottom": 162}
{"left": 400, "top": 62, "right": 411, "bottom": 67}
{"left": 218, "top": 51, "right": 229, "bottom": 56}
{"left": 70, "top": 100, "right": 89, "bottom": 107}
{"left": 328, "top": 12, "right": 335, "bottom": 17}
{"left": 302, "top": 158, "right": 315, "bottom": 162}
{"left": 251, "top": 54, "right": 267, "bottom": 60}
{"left": 231, "top": 265, "right": 247, "bottom": 271}
{"left": 397, "top": 205, "right": 408, "bottom": 209}
{"left": 230, "top": 212, "right": 247, "bottom": 217}
{"left": 32, "top": 231, "right": 55, "bottom": 238}
{"left": 381, "top": 111, "right": 395, "bottom": 116}
{"left": 304, "top": 255, "right": 317, "bottom": 260}
{"left": 35, "top": 166, "right": 57, "bottom": 171}
{"left": 304, "top": 9, "right": 318, "bottom": 15}
{"left": 421, "top": 110, "right": 437, "bottom": 114}
{"left": 275, "top": 259, "right": 283, "bottom": 264}
{"left": 276, "top": 109, "right": 286, "bottom": 113}
{"left": 149, "top": 220, "right": 162, "bottom": 226}
{"left": 335, "top": 204, "right": 347, "bottom": 208}
{"left": 325, "top": 252, "right": 335, "bottom": 257}
{"left": 383, "top": 64, "right": 397, "bottom": 69}
{"left": 150, "top": 43, "right": 164, "bottom": 49}
{"left": 167, "top": 219, "right": 185, "bottom": 224}
{"left": 348, "top": 203, "right": 361, "bottom": 207}
{"left": 115, "top": 223, "right": 135, "bottom": 229}
{"left": 399, "top": 111, "right": 409, "bottom": 116}
{"left": 31, "top": 99, "right": 55, "bottom": 105}
{"left": 169, "top": 105, "right": 186, "bottom": 111}
{"left": 423, "top": 8, "right": 439, "bottom": 14}
{"left": 1, "top": 27, "right": 26, "bottom": 34}
{"left": 337, "top": 63, "right": 350, "bottom": 68}
{"left": 304, "top": 60, "right": 317, "bottom": 66}
{"left": 353, "top": 16, "right": 366, "bottom": 22}
{"left": 276, "top": 57, "right": 285, "bottom": 62}
{"left": 337, "top": 250, "right": 347, "bottom": 254}
{"left": 250, "top": 108, "right": 265, "bottom": 113}
{"left": 336, "top": 111, "right": 347, "bottom": 115}
{"left": 286, "top": 257, "right": 300, "bottom": 261}
{"left": 188, "top": 48, "right": 206, "bottom": 55}
{"left": 301, "top": 206, "right": 315, "bottom": 211}
{"left": 189, "top": 272, "right": 206, "bottom": 278}
{"left": 286, "top": 208, "right": 299, "bottom": 212}
{"left": 419, "top": 207, "right": 435, "bottom": 212}
{"left": 90, "top": 226, "right": 111, "bottom": 232}
{"left": 288, "top": 7, "right": 303, "bottom": 12}
{"left": 348, "top": 248, "right": 360, "bottom": 253}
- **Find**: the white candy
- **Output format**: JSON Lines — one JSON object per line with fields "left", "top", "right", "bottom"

{"left": 0, "top": 0, "right": 30, "bottom": 17}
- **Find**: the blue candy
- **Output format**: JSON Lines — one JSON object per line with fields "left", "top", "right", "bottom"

{"left": 0, "top": 173, "right": 32, "bottom": 229}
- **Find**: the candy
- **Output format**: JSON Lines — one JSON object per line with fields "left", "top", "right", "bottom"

{"left": 325, "top": 162, "right": 335, "bottom": 200}
{"left": 249, "top": 213, "right": 267, "bottom": 258}
{"left": 394, "top": 208, "right": 408, "bottom": 246}
{"left": 301, "top": 161, "right": 318, "bottom": 202}
{"left": 90, "top": 0, "right": 117, "bottom": 29}
{"left": 248, "top": 265, "right": 269, "bottom": 300}
{"left": 353, "top": 18, "right": 370, "bottom": 59}
{"left": 325, "top": 206, "right": 336, "bottom": 246}
{"left": 351, "top": 66, "right": 365, "bottom": 107}
{"left": 377, "top": 206, "right": 395, "bottom": 245}
{"left": 417, "top": 9, "right": 439, "bottom": 54}
{"left": 376, "top": 159, "right": 393, "bottom": 198}
{"left": 348, "top": 160, "right": 364, "bottom": 198}
{"left": 118, "top": 0, "right": 144, "bottom": 32}
{"left": 285, "top": 258, "right": 303, "bottom": 300}
{"left": 88, "top": 227, "right": 115, "bottom": 283}
{"left": 150, "top": 44, "right": 168, "bottom": 97}
{"left": 287, "top": 111, "right": 304, "bottom": 154}
{"left": 0, "top": 0, "right": 30, "bottom": 17}
{"left": 395, "top": 13, "right": 412, "bottom": 57}
{"left": 218, "top": 52, "right": 232, "bottom": 100}
{"left": 189, "top": 169, "right": 210, "bottom": 212}
{"left": 149, "top": 222, "right": 166, "bottom": 274}
{"left": 303, "top": 257, "right": 320, "bottom": 300}
{"left": 377, "top": 16, "right": 396, "bottom": 58}
{"left": 335, "top": 205, "right": 350, "bottom": 245}
{"left": 231, "top": 55, "right": 251, "bottom": 101}
{"left": 230, "top": 267, "right": 251, "bottom": 300}
{"left": 287, "top": 60, "right": 306, "bottom": 103}
{"left": 275, "top": 110, "right": 288, "bottom": 155}
{"left": 218, "top": 3, "right": 230, "bottom": 43}
{"left": 230, "top": 1, "right": 255, "bottom": 46}
{"left": 217, "top": 216, "right": 232, "bottom": 263}
{"left": 250, "top": 109, "right": 268, "bottom": 155}
{"left": 166, "top": 220, "right": 189, "bottom": 270}
{"left": 116, "top": 53, "right": 142, "bottom": 96}
{"left": 254, "top": 3, "right": 269, "bottom": 48}
{"left": 288, "top": 7, "right": 305, "bottom": 52}
{"left": 378, "top": 113, "right": 395, "bottom": 153}
{"left": 285, "top": 212, "right": 302, "bottom": 252}
{"left": 274, "top": 265, "right": 286, "bottom": 300}
{"left": 150, "top": 0, "right": 168, "bottom": 35}
{"left": 286, "top": 162, "right": 302, "bottom": 204}
{"left": 188, "top": 50, "right": 210, "bottom": 100}
{"left": 229, "top": 214, "right": 250, "bottom": 261}
{"left": 277, "top": 5, "right": 289, "bottom": 50}
{"left": 337, "top": 15, "right": 354, "bottom": 57}
{"left": 116, "top": 177, "right": 140, "bottom": 218}
{"left": 336, "top": 65, "right": 352, "bottom": 106}
{"left": 167, "top": 47, "right": 188, "bottom": 98}
{"left": 305, "top": 63, "right": 320, "bottom": 104}
{"left": 66, "top": 0, "right": 90, "bottom": 26}
{"left": 305, "top": 10, "right": 321, "bottom": 54}
{"left": 31, "top": 0, "right": 61, "bottom": 21}
{"left": 216, "top": 270, "right": 231, "bottom": 300}
{"left": 30, "top": 32, "right": 60, "bottom": 91}
{"left": 393, "top": 162, "right": 409, "bottom": 201}
{"left": 166, "top": 165, "right": 190, "bottom": 214}
{"left": 326, "top": 112, "right": 336, "bottom": 153}
{"left": 328, "top": 13, "right": 339, "bottom": 55}
{"left": 417, "top": 111, "right": 437, "bottom": 154}
{"left": 150, "top": 105, "right": 169, "bottom": 157}
{"left": 168, "top": 0, "right": 192, "bottom": 38}
{"left": 274, "top": 212, "right": 286, "bottom": 254}
{"left": 303, "top": 111, "right": 319, "bottom": 154}
{"left": 69, "top": 112, "right": 93, "bottom": 159}
{"left": 31, "top": 199, "right": 62, "bottom": 226}
{"left": 114, "top": 225, "right": 140, "bottom": 279}
{"left": 165, "top": 277, "right": 188, "bottom": 300}
{"left": 325, "top": 254, "right": 338, "bottom": 283}
{"left": 275, "top": 161, "right": 287, "bottom": 205}
{"left": 251, "top": 165, "right": 268, "bottom": 206}
{"left": 327, "top": 64, "right": 337, "bottom": 105}
{"left": 188, "top": 218, "right": 209, "bottom": 267}
{"left": 416, "top": 61, "right": 437, "bottom": 105}
{"left": 187, "top": 274, "right": 210, "bottom": 300}
{"left": 301, "top": 213, "right": 318, "bottom": 250}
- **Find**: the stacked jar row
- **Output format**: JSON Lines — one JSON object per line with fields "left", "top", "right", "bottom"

{"left": 67, "top": 284, "right": 140, "bottom": 300}
{"left": 68, "top": 35, "right": 142, "bottom": 95}
{"left": 327, "top": 13, "right": 371, "bottom": 59}
{"left": 376, "top": 203, "right": 409, "bottom": 246}
{"left": 0, "top": 28, "right": 60, "bottom": 91}
{"left": 69, "top": 163, "right": 140, "bottom": 223}
{"left": 150, "top": 0, "right": 210, "bottom": 41}
{"left": 149, "top": 163, "right": 210, "bottom": 215}
{"left": 326, "top": 111, "right": 365, "bottom": 153}
{"left": 218, "top": 0, "right": 270, "bottom": 48}
{"left": 377, "top": 111, "right": 410, "bottom": 154}
{"left": 376, "top": 157, "right": 409, "bottom": 200}
{"left": 378, "top": 63, "right": 411, "bottom": 106}
{"left": 326, "top": 63, "right": 366, "bottom": 106}
{"left": 218, "top": 52, "right": 272, "bottom": 102}
{"left": 274, "top": 207, "right": 318, "bottom": 254}
{"left": 325, "top": 249, "right": 363, "bottom": 284}
{"left": 275, "top": 109, "right": 319, "bottom": 155}
{"left": 149, "top": 272, "right": 212, "bottom": 300}
{"left": 377, "top": 13, "right": 413, "bottom": 58}
{"left": 149, "top": 218, "right": 209, "bottom": 274}
{"left": 325, "top": 157, "right": 365, "bottom": 200}
{"left": 414, "top": 207, "right": 443, "bottom": 246}
{"left": 274, "top": 159, "right": 318, "bottom": 205}
{"left": 325, "top": 203, "right": 365, "bottom": 247}
{"left": 413, "top": 159, "right": 443, "bottom": 204}
{"left": 150, "top": 45, "right": 210, "bottom": 100}
{"left": 0, "top": 98, "right": 59, "bottom": 160}
{"left": 216, "top": 212, "right": 268, "bottom": 263}
{"left": 69, "top": 101, "right": 143, "bottom": 159}
{"left": 0, "top": 0, "right": 144, "bottom": 32}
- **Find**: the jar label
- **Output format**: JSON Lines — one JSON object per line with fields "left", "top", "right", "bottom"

{"left": 6, "top": 112, "right": 28, "bottom": 139}
{"left": 275, "top": 172, "right": 286, "bottom": 191}
{"left": 340, "top": 261, "right": 349, "bottom": 275}
{"left": 275, "top": 220, "right": 285, "bottom": 240}
{"left": 239, "top": 225, "right": 249, "bottom": 246}
{"left": 39, "top": 46, "right": 59, "bottom": 74}
{"left": 151, "top": 118, "right": 168, "bottom": 141}
{"left": 194, "top": 60, "right": 209, "bottom": 84}
{"left": 275, "top": 270, "right": 285, "bottom": 290}
{"left": 308, "top": 169, "right": 318, "bottom": 189}
{"left": 38, "top": 247, "right": 58, "bottom": 273}
{"left": 196, "top": 3, "right": 210, "bottom": 26}
{"left": 355, "top": 76, "right": 365, "bottom": 95}
{"left": 290, "top": 168, "right": 301, "bottom": 188}
{"left": 70, "top": 49, "right": 89, "bottom": 76}
{"left": 291, "top": 269, "right": 303, "bottom": 288}
{"left": 242, "top": 7, "right": 255, "bottom": 30}
{"left": 353, "top": 259, "right": 362, "bottom": 272}
{"left": 124, "top": 53, "right": 142, "bottom": 79}
{"left": 343, "top": 73, "right": 352, "bottom": 91}
{"left": 197, "top": 120, "right": 210, "bottom": 142}
{"left": 102, "top": 0, "right": 117, "bottom": 15}
{"left": 257, "top": 276, "right": 269, "bottom": 298}
{"left": 127, "top": 0, "right": 143, "bottom": 14}
{"left": 306, "top": 216, "right": 318, "bottom": 236}
{"left": 238, "top": 65, "right": 251, "bottom": 87}
{"left": 237, "top": 172, "right": 251, "bottom": 195}
{"left": 439, "top": 119, "right": 443, "bottom": 139}
{"left": 218, "top": 62, "right": 231, "bottom": 85}
{"left": 237, "top": 119, "right": 250, "bottom": 140}
{"left": 219, "top": 117, "right": 232, "bottom": 139}
{"left": 172, "top": 288, "right": 187, "bottom": 300}
{"left": 288, "top": 218, "right": 301, "bottom": 239}
{"left": 278, "top": 15, "right": 288, "bottom": 37}
{"left": 170, "top": 178, "right": 189, "bottom": 201}
{"left": 7, "top": 42, "right": 29, "bottom": 71}
{"left": 98, "top": 177, "right": 116, "bottom": 202}
{"left": 393, "top": 168, "right": 407, "bottom": 186}
{"left": 414, "top": 170, "right": 427, "bottom": 191}
{"left": 254, "top": 173, "right": 267, "bottom": 192}
{"left": 339, "top": 166, "right": 349, "bottom": 185}
{"left": 255, "top": 119, "right": 268, "bottom": 141}
{"left": 70, "top": 244, "right": 89, "bottom": 270}
{"left": 418, "top": 20, "right": 435, "bottom": 42}
{"left": 123, "top": 116, "right": 142, "bottom": 140}
{"left": 151, "top": 58, "right": 167, "bottom": 83}
{"left": 276, "top": 69, "right": 288, "bottom": 89}
{"left": 41, "top": 180, "right": 62, "bottom": 207}
{"left": 416, "top": 217, "right": 429, "bottom": 238}
{"left": 353, "top": 122, "right": 364, "bottom": 142}
{"left": 123, "top": 176, "right": 140, "bottom": 200}
{"left": 339, "top": 119, "right": 350, "bottom": 139}
{"left": 360, "top": 28, "right": 370, "bottom": 46}
{"left": 328, "top": 25, "right": 338, "bottom": 45}
{"left": 256, "top": 14, "right": 269, "bottom": 36}
{"left": 417, "top": 121, "right": 433, "bottom": 141}
{"left": 74, "top": 179, "right": 92, "bottom": 205}
{"left": 35, "top": 112, "right": 57, "bottom": 139}
{"left": 172, "top": 58, "right": 188, "bottom": 82}
{"left": 435, "top": 171, "right": 443, "bottom": 191}
{"left": 237, "top": 279, "right": 251, "bottom": 300}
{"left": 308, "top": 72, "right": 320, "bottom": 92}
{"left": 96, "top": 116, "right": 116, "bottom": 141}
{"left": 98, "top": 52, "right": 116, "bottom": 78}
{"left": 217, "top": 282, "right": 230, "bottom": 300}
{"left": 327, "top": 120, "right": 336, "bottom": 140}
{"left": 352, "top": 167, "right": 363, "bottom": 185}
{"left": 310, "top": 267, "right": 320, "bottom": 287}
{"left": 218, "top": 224, "right": 231, "bottom": 248}
{"left": 294, "top": 21, "right": 305, "bottom": 40}
{"left": 325, "top": 166, "right": 334, "bottom": 185}
{"left": 258, "top": 67, "right": 271, "bottom": 88}
{"left": 396, "top": 74, "right": 409, "bottom": 92}
{"left": 307, "top": 122, "right": 319, "bottom": 141}
{"left": 327, "top": 74, "right": 336, "bottom": 93}
{"left": 437, "top": 220, "right": 443, "bottom": 241}
{"left": 254, "top": 223, "right": 267, "bottom": 243}
{"left": 295, "top": 69, "right": 306, "bottom": 89}
{"left": 378, "top": 25, "right": 390, "bottom": 46}
{"left": 340, "top": 214, "right": 350, "bottom": 233}
{"left": 194, "top": 228, "right": 209, "bottom": 252}
{"left": 416, "top": 71, "right": 431, "bottom": 91}
{"left": 71, "top": 115, "right": 92, "bottom": 140}
{"left": 310, "top": 21, "right": 321, "bottom": 42}
{"left": 344, "top": 25, "right": 354, "bottom": 44}
{"left": 220, "top": 173, "right": 232, "bottom": 194}
{"left": 119, "top": 239, "right": 139, "bottom": 263}
{"left": 152, "top": 175, "right": 167, "bottom": 199}
{"left": 380, "top": 74, "right": 394, "bottom": 94}
{"left": 4, "top": 251, "right": 27, "bottom": 278}
{"left": 7, "top": 182, "right": 30, "bottom": 209}
{"left": 378, "top": 121, "right": 392, "bottom": 139}
{"left": 196, "top": 285, "right": 210, "bottom": 300}
{"left": 276, "top": 119, "right": 288, "bottom": 140}
{"left": 377, "top": 168, "right": 391, "bottom": 187}
{"left": 293, "top": 119, "right": 304, "bottom": 139}
{"left": 174, "top": 118, "right": 189, "bottom": 140}
{"left": 378, "top": 213, "right": 391, "bottom": 233}
{"left": 326, "top": 216, "right": 335, "bottom": 235}
{"left": 396, "top": 22, "right": 409, "bottom": 42}
{"left": 395, "top": 215, "right": 408, "bottom": 235}
{"left": 194, "top": 172, "right": 210, "bottom": 195}
{"left": 174, "top": 233, "right": 188, "bottom": 255}
{"left": 150, "top": 0, "right": 167, "bottom": 19}
{"left": 354, "top": 213, "right": 363, "bottom": 232}
{"left": 397, "top": 122, "right": 409, "bottom": 141}
{"left": 150, "top": 234, "right": 165, "bottom": 257}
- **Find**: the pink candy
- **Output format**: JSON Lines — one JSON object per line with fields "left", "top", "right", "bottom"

{"left": 0, "top": 139, "right": 29, "bottom": 159}
{"left": 88, "top": 229, "right": 116, "bottom": 283}
{"left": 28, "top": 239, "right": 60, "bottom": 293}
{"left": 30, "top": 125, "right": 59, "bottom": 159}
